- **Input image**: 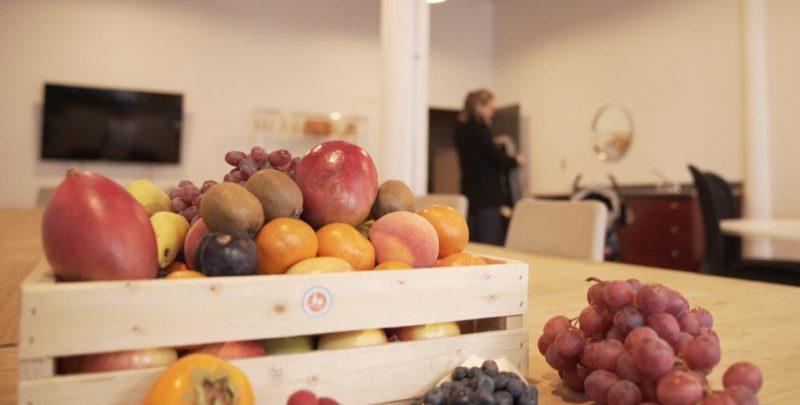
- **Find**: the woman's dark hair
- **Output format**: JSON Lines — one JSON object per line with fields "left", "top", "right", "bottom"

{"left": 459, "top": 89, "right": 494, "bottom": 123}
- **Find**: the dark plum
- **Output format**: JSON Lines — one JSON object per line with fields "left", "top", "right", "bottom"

{"left": 195, "top": 232, "right": 258, "bottom": 276}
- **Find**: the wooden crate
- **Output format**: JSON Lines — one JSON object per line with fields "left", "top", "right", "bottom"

{"left": 17, "top": 255, "right": 529, "bottom": 404}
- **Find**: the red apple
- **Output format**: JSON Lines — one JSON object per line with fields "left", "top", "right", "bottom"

{"left": 395, "top": 322, "right": 461, "bottom": 341}
{"left": 188, "top": 340, "right": 265, "bottom": 360}
{"left": 59, "top": 348, "right": 177, "bottom": 374}
{"left": 42, "top": 170, "right": 158, "bottom": 281}
{"left": 287, "top": 390, "right": 317, "bottom": 405}
{"left": 183, "top": 218, "right": 210, "bottom": 269}
{"left": 294, "top": 141, "right": 378, "bottom": 228}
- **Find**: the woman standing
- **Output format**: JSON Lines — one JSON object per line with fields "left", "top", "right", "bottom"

{"left": 455, "top": 89, "right": 525, "bottom": 245}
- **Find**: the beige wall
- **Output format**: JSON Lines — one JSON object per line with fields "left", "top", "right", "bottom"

{"left": 493, "top": 0, "right": 744, "bottom": 194}
{"left": 0, "top": 0, "right": 495, "bottom": 207}
{"left": 765, "top": 0, "right": 800, "bottom": 258}
{"left": 429, "top": 0, "right": 494, "bottom": 109}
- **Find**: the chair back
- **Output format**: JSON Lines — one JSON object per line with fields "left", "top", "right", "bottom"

{"left": 505, "top": 198, "right": 607, "bottom": 262}
{"left": 415, "top": 194, "right": 469, "bottom": 218}
{"left": 688, "top": 165, "right": 741, "bottom": 274}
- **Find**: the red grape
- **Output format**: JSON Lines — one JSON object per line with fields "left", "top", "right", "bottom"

{"left": 594, "top": 339, "right": 625, "bottom": 372}
{"left": 224, "top": 151, "right": 246, "bottom": 166}
{"left": 626, "top": 278, "right": 642, "bottom": 291}
{"left": 250, "top": 146, "right": 269, "bottom": 163}
{"left": 637, "top": 284, "right": 671, "bottom": 314}
{"left": 632, "top": 337, "right": 675, "bottom": 376}
{"left": 673, "top": 331, "right": 694, "bottom": 353}
{"left": 606, "top": 327, "right": 624, "bottom": 342}
{"left": 580, "top": 341, "right": 598, "bottom": 368}
{"left": 692, "top": 307, "right": 714, "bottom": 328}
{"left": 546, "top": 343, "right": 576, "bottom": 370}
{"left": 200, "top": 180, "right": 217, "bottom": 193}
{"left": 646, "top": 313, "right": 681, "bottom": 343}
{"left": 584, "top": 370, "right": 619, "bottom": 403}
{"left": 269, "top": 149, "right": 292, "bottom": 167}
{"left": 168, "top": 188, "right": 182, "bottom": 199}
{"left": 700, "top": 392, "right": 737, "bottom": 404}
{"left": 639, "top": 377, "right": 659, "bottom": 402}
{"left": 178, "top": 180, "right": 194, "bottom": 188}
{"left": 697, "top": 327, "right": 719, "bottom": 342}
{"left": 555, "top": 328, "right": 585, "bottom": 357}
{"left": 722, "top": 361, "right": 762, "bottom": 392}
{"left": 580, "top": 305, "right": 611, "bottom": 335}
{"left": 562, "top": 366, "right": 586, "bottom": 392}
{"left": 588, "top": 281, "right": 609, "bottom": 307}
{"left": 180, "top": 185, "right": 200, "bottom": 204}
{"left": 171, "top": 197, "right": 188, "bottom": 212}
{"left": 240, "top": 163, "right": 258, "bottom": 179}
{"left": 603, "top": 280, "right": 636, "bottom": 309}
{"left": 666, "top": 290, "right": 689, "bottom": 317}
{"left": 677, "top": 312, "right": 700, "bottom": 335}
{"left": 180, "top": 206, "right": 198, "bottom": 222}
{"left": 616, "top": 351, "right": 646, "bottom": 383}
{"left": 537, "top": 333, "right": 555, "bottom": 355}
{"left": 543, "top": 315, "right": 572, "bottom": 337}
{"left": 656, "top": 370, "right": 704, "bottom": 405}
{"left": 607, "top": 380, "right": 642, "bottom": 405}
{"left": 725, "top": 385, "right": 758, "bottom": 405}
{"left": 613, "top": 306, "right": 644, "bottom": 334}
{"left": 680, "top": 334, "right": 720, "bottom": 370}
{"left": 624, "top": 326, "right": 658, "bottom": 349}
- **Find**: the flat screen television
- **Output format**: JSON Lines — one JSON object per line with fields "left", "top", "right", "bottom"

{"left": 41, "top": 83, "right": 183, "bottom": 163}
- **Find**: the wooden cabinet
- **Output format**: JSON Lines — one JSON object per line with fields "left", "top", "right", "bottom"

{"left": 617, "top": 194, "right": 704, "bottom": 271}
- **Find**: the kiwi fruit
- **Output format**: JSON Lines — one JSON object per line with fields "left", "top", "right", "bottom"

{"left": 244, "top": 169, "right": 304, "bottom": 222}
{"left": 371, "top": 179, "right": 415, "bottom": 219}
{"left": 200, "top": 182, "right": 264, "bottom": 237}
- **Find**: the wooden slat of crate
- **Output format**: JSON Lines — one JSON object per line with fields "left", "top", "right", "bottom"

{"left": 19, "top": 329, "right": 529, "bottom": 405}
{"left": 19, "top": 261, "right": 528, "bottom": 359}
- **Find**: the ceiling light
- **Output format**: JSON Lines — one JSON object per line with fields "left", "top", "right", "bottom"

{"left": 427, "top": 0, "right": 447, "bottom": 4}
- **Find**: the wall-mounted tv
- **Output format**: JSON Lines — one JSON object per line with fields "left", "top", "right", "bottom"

{"left": 41, "top": 83, "right": 183, "bottom": 163}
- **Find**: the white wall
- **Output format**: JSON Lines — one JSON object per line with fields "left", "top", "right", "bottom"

{"left": 765, "top": 0, "right": 800, "bottom": 259}
{"left": 493, "top": 0, "right": 744, "bottom": 194}
{"left": 0, "top": 0, "right": 496, "bottom": 207}
{"left": 429, "top": 0, "right": 494, "bottom": 109}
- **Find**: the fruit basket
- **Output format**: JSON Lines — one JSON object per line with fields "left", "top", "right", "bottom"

{"left": 17, "top": 255, "right": 529, "bottom": 404}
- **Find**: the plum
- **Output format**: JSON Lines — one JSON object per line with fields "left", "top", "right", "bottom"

{"left": 195, "top": 233, "right": 258, "bottom": 276}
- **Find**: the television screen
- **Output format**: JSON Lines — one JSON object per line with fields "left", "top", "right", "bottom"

{"left": 41, "top": 84, "right": 182, "bottom": 163}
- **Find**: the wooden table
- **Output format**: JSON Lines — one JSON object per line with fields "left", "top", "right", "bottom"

{"left": 1, "top": 209, "right": 799, "bottom": 404}
{"left": 721, "top": 218, "right": 800, "bottom": 241}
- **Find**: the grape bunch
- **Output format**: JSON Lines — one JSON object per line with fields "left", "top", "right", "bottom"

{"left": 418, "top": 360, "right": 538, "bottom": 405}
{"left": 168, "top": 179, "right": 217, "bottom": 223}
{"left": 223, "top": 146, "right": 301, "bottom": 185}
{"left": 539, "top": 278, "right": 763, "bottom": 405}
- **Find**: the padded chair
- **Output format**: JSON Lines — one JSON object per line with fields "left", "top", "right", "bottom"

{"left": 688, "top": 165, "right": 800, "bottom": 285}
{"left": 415, "top": 194, "right": 469, "bottom": 218}
{"left": 505, "top": 198, "right": 607, "bottom": 262}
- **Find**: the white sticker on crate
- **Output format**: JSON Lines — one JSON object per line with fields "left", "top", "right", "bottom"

{"left": 302, "top": 286, "right": 332, "bottom": 317}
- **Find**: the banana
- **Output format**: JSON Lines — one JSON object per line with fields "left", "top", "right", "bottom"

{"left": 126, "top": 180, "right": 171, "bottom": 216}
{"left": 151, "top": 211, "right": 190, "bottom": 269}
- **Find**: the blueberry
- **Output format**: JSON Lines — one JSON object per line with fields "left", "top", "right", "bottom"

{"left": 493, "top": 391, "right": 514, "bottom": 405}
{"left": 476, "top": 390, "right": 498, "bottom": 405}
{"left": 452, "top": 367, "right": 469, "bottom": 381}
{"left": 506, "top": 379, "right": 526, "bottom": 398}
{"left": 493, "top": 373, "right": 510, "bottom": 390}
{"left": 481, "top": 360, "right": 500, "bottom": 376}
{"left": 518, "top": 386, "right": 539, "bottom": 405}
{"left": 468, "top": 366, "right": 483, "bottom": 379}
{"left": 448, "top": 390, "right": 471, "bottom": 405}
{"left": 423, "top": 387, "right": 446, "bottom": 405}
{"left": 476, "top": 375, "right": 495, "bottom": 392}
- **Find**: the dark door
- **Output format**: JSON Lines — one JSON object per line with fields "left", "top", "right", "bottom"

{"left": 427, "top": 108, "right": 461, "bottom": 194}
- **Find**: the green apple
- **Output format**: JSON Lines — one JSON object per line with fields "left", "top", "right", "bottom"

{"left": 395, "top": 322, "right": 461, "bottom": 341}
{"left": 318, "top": 329, "right": 388, "bottom": 350}
{"left": 262, "top": 336, "right": 315, "bottom": 355}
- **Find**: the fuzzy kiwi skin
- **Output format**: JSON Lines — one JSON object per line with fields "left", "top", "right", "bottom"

{"left": 199, "top": 183, "right": 264, "bottom": 238}
{"left": 244, "top": 169, "right": 304, "bottom": 222}
{"left": 371, "top": 179, "right": 415, "bottom": 219}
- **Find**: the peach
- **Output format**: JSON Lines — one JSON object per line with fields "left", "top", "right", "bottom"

{"left": 183, "top": 218, "right": 210, "bottom": 269}
{"left": 369, "top": 211, "right": 439, "bottom": 268}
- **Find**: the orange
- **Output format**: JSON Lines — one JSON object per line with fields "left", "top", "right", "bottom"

{"left": 255, "top": 218, "right": 318, "bottom": 275}
{"left": 374, "top": 260, "right": 413, "bottom": 270}
{"left": 165, "top": 261, "right": 188, "bottom": 274}
{"left": 417, "top": 204, "right": 469, "bottom": 259}
{"left": 317, "top": 223, "right": 376, "bottom": 270}
{"left": 166, "top": 270, "right": 206, "bottom": 279}
{"left": 436, "top": 252, "right": 487, "bottom": 267}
